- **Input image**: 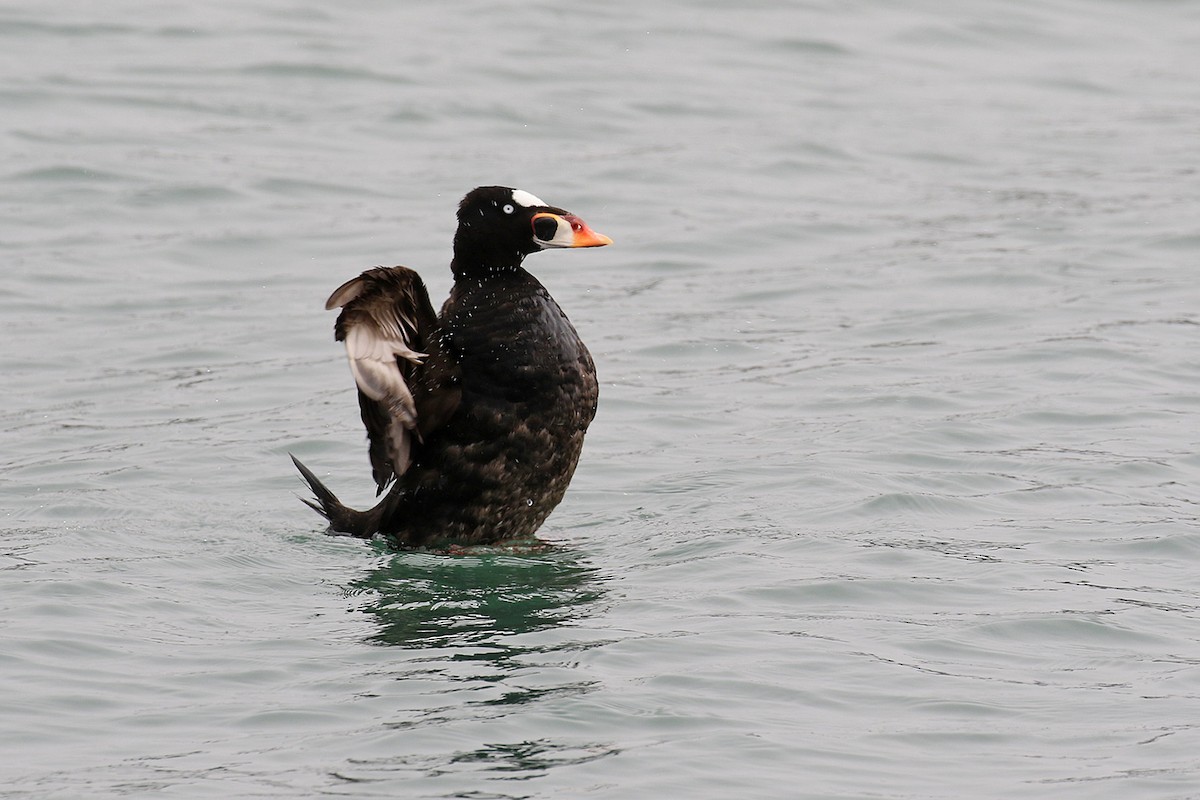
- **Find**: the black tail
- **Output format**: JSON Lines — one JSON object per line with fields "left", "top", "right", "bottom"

{"left": 291, "top": 454, "right": 393, "bottom": 539}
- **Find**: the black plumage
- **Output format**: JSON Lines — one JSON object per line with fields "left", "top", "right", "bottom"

{"left": 293, "top": 186, "right": 611, "bottom": 548}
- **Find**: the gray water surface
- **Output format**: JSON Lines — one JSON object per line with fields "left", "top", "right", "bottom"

{"left": 4, "top": 1, "right": 1200, "bottom": 797}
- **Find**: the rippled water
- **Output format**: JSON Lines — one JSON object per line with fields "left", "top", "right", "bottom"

{"left": 4, "top": 1, "right": 1200, "bottom": 797}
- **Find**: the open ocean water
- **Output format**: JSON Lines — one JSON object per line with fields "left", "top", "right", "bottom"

{"left": 3, "top": 1, "right": 1200, "bottom": 797}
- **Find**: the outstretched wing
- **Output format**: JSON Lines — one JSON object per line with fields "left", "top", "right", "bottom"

{"left": 326, "top": 266, "right": 460, "bottom": 494}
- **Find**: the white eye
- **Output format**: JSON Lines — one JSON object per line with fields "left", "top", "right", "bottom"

{"left": 502, "top": 204, "right": 515, "bottom": 215}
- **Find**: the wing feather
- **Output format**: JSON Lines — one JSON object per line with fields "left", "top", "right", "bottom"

{"left": 326, "top": 266, "right": 458, "bottom": 494}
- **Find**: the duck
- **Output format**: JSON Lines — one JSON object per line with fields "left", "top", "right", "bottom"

{"left": 292, "top": 186, "right": 612, "bottom": 548}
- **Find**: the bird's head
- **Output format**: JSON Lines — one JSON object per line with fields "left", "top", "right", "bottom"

{"left": 453, "top": 186, "right": 612, "bottom": 273}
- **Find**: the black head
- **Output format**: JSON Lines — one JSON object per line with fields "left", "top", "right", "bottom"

{"left": 452, "top": 186, "right": 611, "bottom": 275}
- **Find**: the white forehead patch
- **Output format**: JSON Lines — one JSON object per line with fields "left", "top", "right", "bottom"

{"left": 510, "top": 189, "right": 546, "bottom": 208}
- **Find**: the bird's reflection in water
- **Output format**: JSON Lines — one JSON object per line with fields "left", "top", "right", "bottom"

{"left": 349, "top": 540, "right": 604, "bottom": 658}
{"left": 339, "top": 545, "right": 618, "bottom": 782}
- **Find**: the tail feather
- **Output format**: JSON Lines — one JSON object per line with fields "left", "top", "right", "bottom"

{"left": 291, "top": 454, "right": 391, "bottom": 539}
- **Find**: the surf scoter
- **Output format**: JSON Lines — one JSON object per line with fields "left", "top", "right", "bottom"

{"left": 292, "top": 186, "right": 612, "bottom": 548}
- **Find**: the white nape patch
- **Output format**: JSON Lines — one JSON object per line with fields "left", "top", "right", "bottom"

{"left": 511, "top": 189, "right": 546, "bottom": 208}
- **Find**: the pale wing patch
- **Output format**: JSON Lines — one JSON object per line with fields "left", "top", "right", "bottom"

{"left": 344, "top": 323, "right": 428, "bottom": 473}
{"left": 511, "top": 189, "right": 546, "bottom": 208}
